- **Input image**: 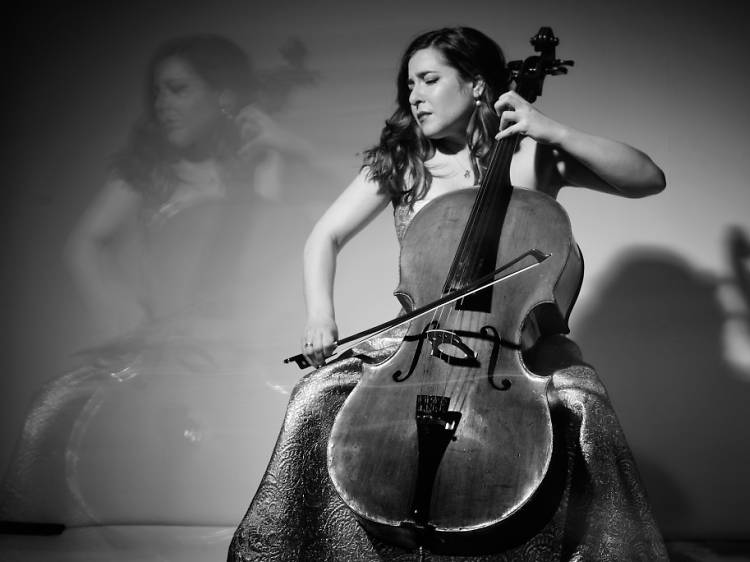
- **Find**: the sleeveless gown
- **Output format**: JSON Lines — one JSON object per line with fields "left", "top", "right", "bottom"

{"left": 227, "top": 200, "right": 669, "bottom": 561}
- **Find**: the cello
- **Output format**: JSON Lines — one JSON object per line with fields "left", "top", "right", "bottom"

{"left": 288, "top": 27, "right": 582, "bottom": 553}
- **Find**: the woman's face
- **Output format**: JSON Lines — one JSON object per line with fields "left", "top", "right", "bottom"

{"left": 153, "top": 56, "right": 224, "bottom": 149}
{"left": 407, "top": 47, "right": 475, "bottom": 147}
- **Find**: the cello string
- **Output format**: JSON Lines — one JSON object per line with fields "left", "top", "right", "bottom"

{"left": 436, "top": 147, "right": 486, "bottom": 399}
{"left": 440, "top": 138, "right": 504, "bottom": 402}
{"left": 428, "top": 145, "right": 484, "bottom": 397}
{"left": 444, "top": 133, "right": 521, "bottom": 409}
{"left": 423, "top": 123, "right": 520, "bottom": 406}
{"left": 432, "top": 142, "right": 487, "bottom": 402}
{"left": 441, "top": 148, "right": 487, "bottom": 401}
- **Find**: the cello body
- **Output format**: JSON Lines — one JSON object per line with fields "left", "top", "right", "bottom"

{"left": 327, "top": 186, "right": 583, "bottom": 551}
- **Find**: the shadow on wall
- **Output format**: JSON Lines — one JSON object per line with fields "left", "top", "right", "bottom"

{"left": 572, "top": 229, "right": 750, "bottom": 540}
{"left": 0, "top": 32, "right": 333, "bottom": 531}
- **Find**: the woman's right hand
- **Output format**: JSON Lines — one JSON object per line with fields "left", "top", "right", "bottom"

{"left": 302, "top": 315, "right": 338, "bottom": 368}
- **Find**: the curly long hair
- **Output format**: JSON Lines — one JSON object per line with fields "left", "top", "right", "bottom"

{"left": 112, "top": 34, "right": 257, "bottom": 206}
{"left": 363, "top": 27, "right": 510, "bottom": 205}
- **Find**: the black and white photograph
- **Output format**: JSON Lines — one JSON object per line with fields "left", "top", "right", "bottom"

{"left": 1, "top": 1, "right": 749, "bottom": 560}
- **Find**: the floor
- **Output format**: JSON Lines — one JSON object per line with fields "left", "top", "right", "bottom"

{"left": 667, "top": 541, "right": 750, "bottom": 562}
{"left": 0, "top": 525, "right": 235, "bottom": 562}
{"left": 2, "top": 525, "right": 750, "bottom": 561}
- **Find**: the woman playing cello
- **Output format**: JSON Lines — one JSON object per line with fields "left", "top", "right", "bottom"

{"left": 230, "top": 26, "right": 668, "bottom": 561}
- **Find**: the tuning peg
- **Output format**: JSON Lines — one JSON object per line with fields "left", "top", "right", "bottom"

{"left": 545, "top": 59, "right": 574, "bottom": 76}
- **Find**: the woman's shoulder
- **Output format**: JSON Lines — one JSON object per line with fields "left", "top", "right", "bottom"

{"left": 104, "top": 173, "right": 141, "bottom": 194}
{"left": 68, "top": 175, "right": 145, "bottom": 241}
{"left": 313, "top": 167, "right": 391, "bottom": 235}
{"left": 94, "top": 174, "right": 145, "bottom": 207}
{"left": 344, "top": 166, "right": 389, "bottom": 198}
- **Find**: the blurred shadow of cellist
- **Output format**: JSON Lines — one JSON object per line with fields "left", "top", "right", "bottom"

{"left": 0, "top": 33, "right": 324, "bottom": 531}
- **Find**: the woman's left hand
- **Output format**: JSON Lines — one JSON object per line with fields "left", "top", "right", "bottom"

{"left": 493, "top": 90, "right": 565, "bottom": 145}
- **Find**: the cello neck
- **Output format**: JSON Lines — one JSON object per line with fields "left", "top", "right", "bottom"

{"left": 441, "top": 133, "right": 519, "bottom": 306}
{"left": 441, "top": 27, "right": 573, "bottom": 304}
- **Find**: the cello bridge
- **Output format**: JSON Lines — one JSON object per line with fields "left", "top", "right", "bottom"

{"left": 426, "top": 329, "right": 478, "bottom": 367}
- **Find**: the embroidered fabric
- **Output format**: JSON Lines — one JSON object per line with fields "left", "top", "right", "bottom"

{"left": 227, "top": 201, "right": 669, "bottom": 561}
{"left": 227, "top": 334, "right": 668, "bottom": 561}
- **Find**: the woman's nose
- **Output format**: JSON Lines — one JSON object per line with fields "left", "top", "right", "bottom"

{"left": 154, "top": 95, "right": 166, "bottom": 115}
{"left": 154, "top": 91, "right": 172, "bottom": 113}
{"left": 408, "top": 85, "right": 423, "bottom": 106}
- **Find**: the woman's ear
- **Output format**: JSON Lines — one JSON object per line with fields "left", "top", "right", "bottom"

{"left": 472, "top": 78, "right": 486, "bottom": 100}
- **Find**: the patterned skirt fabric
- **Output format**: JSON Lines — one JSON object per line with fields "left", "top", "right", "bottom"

{"left": 228, "top": 335, "right": 668, "bottom": 561}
